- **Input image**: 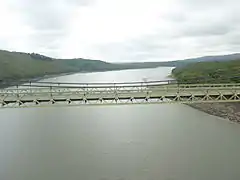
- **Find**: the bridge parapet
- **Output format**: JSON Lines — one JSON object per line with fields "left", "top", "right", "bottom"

{"left": 0, "top": 80, "right": 239, "bottom": 108}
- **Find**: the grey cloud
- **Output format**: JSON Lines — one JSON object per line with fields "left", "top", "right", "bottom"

{"left": 95, "top": 35, "right": 178, "bottom": 61}
{"left": 161, "top": 9, "right": 188, "bottom": 23}
{"left": 68, "top": 0, "right": 94, "bottom": 6}
{"left": 180, "top": 0, "right": 233, "bottom": 10}
{"left": 119, "top": 0, "right": 240, "bottom": 61}
{"left": 97, "top": 15, "right": 240, "bottom": 62}
{"left": 4, "top": 0, "right": 240, "bottom": 61}
{"left": 164, "top": 6, "right": 239, "bottom": 38}
{"left": 180, "top": 23, "right": 233, "bottom": 37}
{"left": 10, "top": 0, "right": 94, "bottom": 30}
{"left": 7, "top": 0, "right": 94, "bottom": 57}
{"left": 30, "top": 30, "right": 65, "bottom": 48}
{"left": 227, "top": 33, "right": 240, "bottom": 45}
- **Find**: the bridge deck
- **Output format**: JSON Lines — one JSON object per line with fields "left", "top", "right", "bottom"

{"left": 0, "top": 81, "right": 240, "bottom": 108}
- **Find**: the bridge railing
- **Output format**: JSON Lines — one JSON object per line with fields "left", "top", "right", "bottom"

{"left": 2, "top": 79, "right": 240, "bottom": 95}
{"left": 0, "top": 80, "right": 240, "bottom": 108}
{"left": 2, "top": 74, "right": 240, "bottom": 89}
{"left": 3, "top": 80, "right": 174, "bottom": 90}
{"left": 27, "top": 79, "right": 175, "bottom": 87}
{"left": 17, "top": 81, "right": 240, "bottom": 89}
{"left": 1, "top": 82, "right": 240, "bottom": 96}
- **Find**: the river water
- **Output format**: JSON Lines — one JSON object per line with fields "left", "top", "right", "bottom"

{"left": 1, "top": 67, "right": 240, "bottom": 180}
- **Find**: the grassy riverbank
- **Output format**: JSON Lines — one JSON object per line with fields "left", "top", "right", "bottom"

{"left": 172, "top": 60, "right": 240, "bottom": 123}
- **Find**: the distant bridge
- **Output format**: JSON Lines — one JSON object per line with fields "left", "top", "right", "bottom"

{"left": 0, "top": 80, "right": 240, "bottom": 108}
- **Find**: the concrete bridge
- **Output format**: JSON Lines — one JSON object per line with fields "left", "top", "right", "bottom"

{"left": 0, "top": 80, "right": 240, "bottom": 108}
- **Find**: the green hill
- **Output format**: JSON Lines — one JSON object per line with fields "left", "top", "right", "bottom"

{"left": 172, "top": 60, "right": 240, "bottom": 83}
{"left": 0, "top": 50, "right": 70, "bottom": 80}
{"left": 0, "top": 50, "right": 135, "bottom": 82}
{"left": 120, "top": 53, "right": 240, "bottom": 68}
{"left": 1, "top": 49, "right": 240, "bottom": 85}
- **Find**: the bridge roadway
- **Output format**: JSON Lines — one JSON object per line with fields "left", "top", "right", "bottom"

{"left": 0, "top": 80, "right": 240, "bottom": 108}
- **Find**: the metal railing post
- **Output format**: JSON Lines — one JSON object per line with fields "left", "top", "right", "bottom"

{"left": 50, "top": 85, "right": 52, "bottom": 98}
{"left": 16, "top": 84, "right": 19, "bottom": 99}
{"left": 29, "top": 81, "right": 32, "bottom": 94}
{"left": 177, "top": 81, "right": 180, "bottom": 94}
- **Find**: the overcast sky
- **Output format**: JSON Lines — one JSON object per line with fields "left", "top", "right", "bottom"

{"left": 0, "top": 0, "right": 239, "bottom": 62}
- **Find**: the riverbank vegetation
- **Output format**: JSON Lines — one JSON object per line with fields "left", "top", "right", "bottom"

{"left": 0, "top": 50, "right": 139, "bottom": 82}
{"left": 172, "top": 60, "right": 240, "bottom": 83}
{"left": 1, "top": 49, "right": 240, "bottom": 84}
{"left": 171, "top": 59, "right": 240, "bottom": 123}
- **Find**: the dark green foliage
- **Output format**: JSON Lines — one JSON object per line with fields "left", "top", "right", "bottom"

{"left": 1, "top": 49, "right": 240, "bottom": 84}
{"left": 60, "top": 59, "right": 131, "bottom": 72}
{"left": 172, "top": 60, "right": 240, "bottom": 83}
{"left": 0, "top": 50, "right": 75, "bottom": 81}
{"left": 29, "top": 53, "right": 54, "bottom": 61}
{"left": 0, "top": 50, "right": 135, "bottom": 82}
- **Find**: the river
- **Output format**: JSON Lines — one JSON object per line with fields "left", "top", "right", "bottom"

{"left": 1, "top": 67, "right": 240, "bottom": 180}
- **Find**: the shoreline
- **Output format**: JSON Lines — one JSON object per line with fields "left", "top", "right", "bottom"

{"left": 0, "top": 67, "right": 160, "bottom": 88}
{"left": 170, "top": 74, "right": 240, "bottom": 124}
{"left": 187, "top": 102, "right": 240, "bottom": 123}
{"left": 0, "top": 72, "right": 76, "bottom": 89}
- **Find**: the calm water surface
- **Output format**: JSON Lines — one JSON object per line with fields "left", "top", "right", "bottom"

{"left": 1, "top": 67, "right": 240, "bottom": 180}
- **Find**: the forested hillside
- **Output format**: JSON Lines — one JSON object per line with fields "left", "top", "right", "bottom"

{"left": 1, "top": 49, "right": 240, "bottom": 84}
{"left": 0, "top": 50, "right": 133, "bottom": 81}
{"left": 172, "top": 60, "right": 240, "bottom": 83}
{"left": 121, "top": 53, "right": 240, "bottom": 68}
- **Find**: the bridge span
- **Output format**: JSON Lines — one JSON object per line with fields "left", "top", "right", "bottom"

{"left": 0, "top": 80, "right": 240, "bottom": 108}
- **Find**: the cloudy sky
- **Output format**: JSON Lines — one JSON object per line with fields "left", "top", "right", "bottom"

{"left": 0, "top": 0, "right": 239, "bottom": 62}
